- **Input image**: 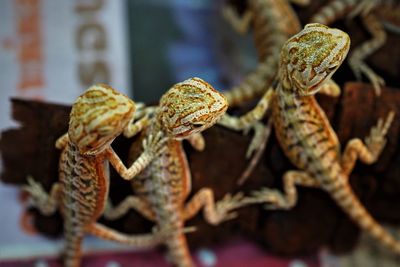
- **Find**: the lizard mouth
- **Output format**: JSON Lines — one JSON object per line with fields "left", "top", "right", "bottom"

{"left": 292, "top": 70, "right": 332, "bottom": 96}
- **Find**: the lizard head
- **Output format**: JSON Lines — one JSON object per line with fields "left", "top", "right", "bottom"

{"left": 280, "top": 23, "right": 350, "bottom": 96}
{"left": 68, "top": 84, "right": 136, "bottom": 155}
{"left": 156, "top": 77, "right": 228, "bottom": 140}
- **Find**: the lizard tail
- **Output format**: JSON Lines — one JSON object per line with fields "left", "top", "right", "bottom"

{"left": 311, "top": 0, "right": 357, "bottom": 25}
{"left": 329, "top": 181, "right": 400, "bottom": 254}
{"left": 63, "top": 232, "right": 84, "bottom": 267}
{"left": 165, "top": 231, "right": 195, "bottom": 267}
{"left": 224, "top": 56, "right": 278, "bottom": 107}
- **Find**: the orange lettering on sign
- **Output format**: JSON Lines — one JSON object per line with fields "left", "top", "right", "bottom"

{"left": 16, "top": 0, "right": 44, "bottom": 91}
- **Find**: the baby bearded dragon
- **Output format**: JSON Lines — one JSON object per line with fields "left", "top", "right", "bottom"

{"left": 104, "top": 77, "right": 242, "bottom": 267}
{"left": 229, "top": 23, "right": 399, "bottom": 253}
{"left": 220, "top": 0, "right": 343, "bottom": 183}
{"left": 311, "top": 0, "right": 400, "bottom": 95}
{"left": 24, "top": 84, "right": 168, "bottom": 267}
{"left": 222, "top": 0, "right": 310, "bottom": 107}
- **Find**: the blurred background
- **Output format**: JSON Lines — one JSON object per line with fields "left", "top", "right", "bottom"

{"left": 1, "top": 1, "right": 400, "bottom": 267}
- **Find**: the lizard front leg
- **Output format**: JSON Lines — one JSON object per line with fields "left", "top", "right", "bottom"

{"left": 107, "top": 132, "right": 167, "bottom": 180}
{"left": 237, "top": 119, "right": 273, "bottom": 185}
{"left": 318, "top": 79, "right": 341, "bottom": 97}
{"left": 186, "top": 132, "right": 205, "bottom": 151}
{"left": 183, "top": 188, "right": 243, "bottom": 225}
{"left": 219, "top": 88, "right": 274, "bottom": 131}
{"left": 123, "top": 116, "right": 149, "bottom": 138}
{"left": 103, "top": 196, "right": 156, "bottom": 221}
{"left": 219, "top": 88, "right": 274, "bottom": 158}
{"left": 341, "top": 111, "right": 395, "bottom": 176}
{"left": 244, "top": 170, "right": 319, "bottom": 209}
{"left": 348, "top": 13, "right": 386, "bottom": 95}
{"left": 55, "top": 133, "right": 69, "bottom": 150}
{"left": 23, "top": 176, "right": 61, "bottom": 215}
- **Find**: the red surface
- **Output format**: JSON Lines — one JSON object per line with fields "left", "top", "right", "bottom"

{"left": 0, "top": 240, "right": 320, "bottom": 267}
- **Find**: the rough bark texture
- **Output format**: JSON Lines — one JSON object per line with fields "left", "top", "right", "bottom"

{"left": 1, "top": 83, "right": 399, "bottom": 256}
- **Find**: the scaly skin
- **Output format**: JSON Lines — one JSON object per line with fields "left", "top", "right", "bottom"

{"left": 220, "top": 0, "right": 342, "bottom": 183}
{"left": 104, "top": 77, "right": 243, "bottom": 267}
{"left": 24, "top": 84, "right": 169, "bottom": 267}
{"left": 311, "top": 0, "right": 400, "bottom": 95}
{"left": 223, "top": 23, "right": 399, "bottom": 254}
{"left": 222, "top": 0, "right": 309, "bottom": 107}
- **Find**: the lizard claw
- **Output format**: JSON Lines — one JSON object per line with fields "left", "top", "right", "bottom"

{"left": 213, "top": 192, "right": 244, "bottom": 224}
{"left": 24, "top": 176, "right": 45, "bottom": 199}
{"left": 246, "top": 122, "right": 271, "bottom": 158}
{"left": 349, "top": 57, "right": 385, "bottom": 96}
{"left": 245, "top": 188, "right": 287, "bottom": 210}
{"left": 365, "top": 111, "right": 395, "bottom": 157}
{"left": 348, "top": 0, "right": 378, "bottom": 18}
{"left": 142, "top": 132, "right": 168, "bottom": 157}
{"left": 23, "top": 176, "right": 52, "bottom": 212}
{"left": 134, "top": 103, "right": 157, "bottom": 120}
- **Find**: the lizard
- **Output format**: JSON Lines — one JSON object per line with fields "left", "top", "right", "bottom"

{"left": 221, "top": 0, "right": 311, "bottom": 107}
{"left": 23, "top": 84, "right": 173, "bottom": 267}
{"left": 221, "top": 23, "right": 400, "bottom": 254}
{"left": 220, "top": 0, "right": 344, "bottom": 184}
{"left": 310, "top": 0, "right": 400, "bottom": 95}
{"left": 103, "top": 77, "right": 243, "bottom": 267}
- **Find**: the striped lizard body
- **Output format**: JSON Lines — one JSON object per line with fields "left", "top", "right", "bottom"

{"left": 222, "top": 23, "right": 399, "bottom": 254}
{"left": 311, "top": 0, "right": 400, "bottom": 95}
{"left": 222, "top": 0, "right": 309, "bottom": 107}
{"left": 105, "top": 77, "right": 243, "bottom": 267}
{"left": 24, "top": 84, "right": 168, "bottom": 267}
{"left": 132, "top": 137, "right": 194, "bottom": 267}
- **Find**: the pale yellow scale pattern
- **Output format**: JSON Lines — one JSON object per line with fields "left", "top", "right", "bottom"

{"left": 68, "top": 84, "right": 136, "bottom": 154}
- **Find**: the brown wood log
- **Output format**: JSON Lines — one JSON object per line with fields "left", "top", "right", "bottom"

{"left": 1, "top": 82, "right": 399, "bottom": 256}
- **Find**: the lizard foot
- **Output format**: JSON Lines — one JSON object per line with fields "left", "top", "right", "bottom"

{"left": 23, "top": 176, "right": 48, "bottom": 205}
{"left": 365, "top": 111, "right": 395, "bottom": 157}
{"left": 246, "top": 122, "right": 271, "bottom": 158}
{"left": 135, "top": 104, "right": 157, "bottom": 120}
{"left": 213, "top": 192, "right": 244, "bottom": 224}
{"left": 349, "top": 59, "right": 384, "bottom": 96}
{"left": 247, "top": 188, "right": 290, "bottom": 210}
{"left": 348, "top": 0, "right": 379, "bottom": 18}
{"left": 142, "top": 132, "right": 168, "bottom": 157}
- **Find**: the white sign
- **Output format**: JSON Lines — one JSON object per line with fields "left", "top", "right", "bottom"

{"left": 0, "top": 0, "right": 131, "bottom": 131}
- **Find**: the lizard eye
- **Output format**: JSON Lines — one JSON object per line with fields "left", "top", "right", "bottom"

{"left": 192, "top": 122, "right": 205, "bottom": 128}
{"left": 327, "top": 65, "right": 337, "bottom": 72}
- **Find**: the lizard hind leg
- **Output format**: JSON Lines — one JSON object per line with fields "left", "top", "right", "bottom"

{"left": 23, "top": 176, "right": 61, "bottom": 216}
{"left": 183, "top": 188, "right": 243, "bottom": 225}
{"left": 221, "top": 5, "right": 252, "bottom": 35}
{"left": 245, "top": 170, "right": 319, "bottom": 209}
{"left": 103, "top": 196, "right": 155, "bottom": 221}
{"left": 348, "top": 13, "right": 386, "bottom": 95}
{"left": 341, "top": 111, "right": 395, "bottom": 176}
